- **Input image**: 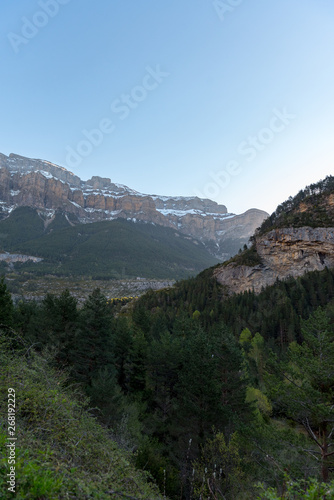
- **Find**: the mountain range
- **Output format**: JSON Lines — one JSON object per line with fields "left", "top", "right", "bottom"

{"left": 0, "top": 153, "right": 268, "bottom": 261}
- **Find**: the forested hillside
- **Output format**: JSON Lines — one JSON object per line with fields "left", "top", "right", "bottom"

{"left": 3, "top": 177, "right": 334, "bottom": 498}
{"left": 0, "top": 207, "right": 218, "bottom": 280}
{"left": 212, "top": 176, "right": 334, "bottom": 295}
{"left": 256, "top": 175, "right": 334, "bottom": 235}
{"left": 2, "top": 263, "right": 334, "bottom": 498}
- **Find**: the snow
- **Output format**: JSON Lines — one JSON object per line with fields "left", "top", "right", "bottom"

{"left": 156, "top": 208, "right": 236, "bottom": 219}
{"left": 39, "top": 170, "right": 53, "bottom": 179}
{"left": 150, "top": 195, "right": 196, "bottom": 202}
{"left": 104, "top": 210, "right": 122, "bottom": 216}
{"left": 44, "top": 209, "right": 55, "bottom": 218}
{"left": 38, "top": 170, "right": 65, "bottom": 183}
{"left": 82, "top": 188, "right": 125, "bottom": 198}
{"left": 157, "top": 208, "right": 203, "bottom": 217}
{"left": 69, "top": 200, "right": 82, "bottom": 209}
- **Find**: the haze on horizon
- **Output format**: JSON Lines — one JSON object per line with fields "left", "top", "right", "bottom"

{"left": 1, "top": 0, "right": 334, "bottom": 216}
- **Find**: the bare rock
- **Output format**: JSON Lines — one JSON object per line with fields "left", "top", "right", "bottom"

{"left": 214, "top": 227, "right": 334, "bottom": 294}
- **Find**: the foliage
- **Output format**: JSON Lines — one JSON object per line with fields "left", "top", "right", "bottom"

{"left": 0, "top": 208, "right": 218, "bottom": 280}
{"left": 0, "top": 276, "right": 14, "bottom": 326}
{"left": 191, "top": 431, "right": 244, "bottom": 499}
{"left": 266, "top": 308, "right": 334, "bottom": 482}
{"left": 3, "top": 247, "right": 334, "bottom": 497}
{"left": 0, "top": 335, "right": 161, "bottom": 499}
{"left": 257, "top": 476, "right": 334, "bottom": 499}
{"left": 135, "top": 264, "right": 334, "bottom": 348}
{"left": 223, "top": 244, "right": 263, "bottom": 267}
{"left": 256, "top": 175, "right": 334, "bottom": 236}
{"left": 0, "top": 206, "right": 45, "bottom": 249}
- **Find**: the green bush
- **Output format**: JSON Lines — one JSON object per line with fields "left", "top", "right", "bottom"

{"left": 257, "top": 476, "right": 334, "bottom": 499}
{"left": 0, "top": 336, "right": 162, "bottom": 499}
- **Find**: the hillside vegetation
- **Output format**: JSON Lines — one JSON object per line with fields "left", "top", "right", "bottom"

{"left": 3, "top": 177, "right": 334, "bottom": 498}
{"left": 0, "top": 207, "right": 218, "bottom": 280}
{"left": 0, "top": 334, "right": 161, "bottom": 498}
{"left": 221, "top": 176, "right": 334, "bottom": 269}
{"left": 257, "top": 175, "right": 334, "bottom": 235}
{"left": 2, "top": 260, "right": 334, "bottom": 498}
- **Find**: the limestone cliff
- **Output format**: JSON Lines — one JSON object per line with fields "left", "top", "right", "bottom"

{"left": 0, "top": 152, "right": 268, "bottom": 259}
{"left": 214, "top": 227, "right": 334, "bottom": 294}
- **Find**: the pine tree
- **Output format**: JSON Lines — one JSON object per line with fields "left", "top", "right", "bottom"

{"left": 268, "top": 307, "right": 334, "bottom": 482}
{"left": 73, "top": 288, "right": 113, "bottom": 386}
{"left": 0, "top": 276, "right": 13, "bottom": 327}
{"left": 41, "top": 289, "right": 79, "bottom": 366}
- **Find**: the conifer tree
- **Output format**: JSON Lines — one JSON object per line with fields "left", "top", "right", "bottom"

{"left": 0, "top": 276, "right": 13, "bottom": 327}
{"left": 268, "top": 307, "right": 334, "bottom": 482}
{"left": 74, "top": 288, "right": 113, "bottom": 386}
{"left": 41, "top": 289, "right": 79, "bottom": 366}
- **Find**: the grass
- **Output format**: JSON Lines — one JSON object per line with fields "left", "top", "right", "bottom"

{"left": 223, "top": 245, "right": 263, "bottom": 268}
{"left": 0, "top": 333, "right": 162, "bottom": 499}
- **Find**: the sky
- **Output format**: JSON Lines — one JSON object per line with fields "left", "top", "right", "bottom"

{"left": 1, "top": 0, "right": 334, "bottom": 215}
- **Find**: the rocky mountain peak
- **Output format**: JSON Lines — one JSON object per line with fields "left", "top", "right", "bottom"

{"left": 1, "top": 152, "right": 81, "bottom": 187}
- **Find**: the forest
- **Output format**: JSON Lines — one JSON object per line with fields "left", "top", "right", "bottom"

{"left": 256, "top": 176, "right": 334, "bottom": 235}
{"left": 2, "top": 260, "right": 334, "bottom": 498}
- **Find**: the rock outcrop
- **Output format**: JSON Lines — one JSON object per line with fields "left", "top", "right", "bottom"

{"left": 214, "top": 227, "right": 334, "bottom": 294}
{"left": 0, "top": 252, "right": 43, "bottom": 263}
{"left": 0, "top": 153, "right": 268, "bottom": 259}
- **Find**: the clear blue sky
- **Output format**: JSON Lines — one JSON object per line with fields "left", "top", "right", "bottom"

{"left": 1, "top": 0, "right": 334, "bottom": 214}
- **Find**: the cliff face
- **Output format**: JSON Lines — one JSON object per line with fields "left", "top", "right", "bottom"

{"left": 214, "top": 227, "right": 334, "bottom": 294}
{"left": 0, "top": 153, "right": 268, "bottom": 259}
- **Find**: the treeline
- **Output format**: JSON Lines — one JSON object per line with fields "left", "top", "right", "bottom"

{"left": 257, "top": 175, "right": 334, "bottom": 235}
{"left": 136, "top": 265, "right": 334, "bottom": 346}
{"left": 0, "top": 321, "right": 161, "bottom": 498}
{"left": 3, "top": 283, "right": 252, "bottom": 496}
{"left": 2, "top": 268, "right": 334, "bottom": 498}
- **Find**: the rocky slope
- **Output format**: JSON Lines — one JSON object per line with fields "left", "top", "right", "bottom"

{"left": 0, "top": 153, "right": 268, "bottom": 259}
{"left": 214, "top": 227, "right": 334, "bottom": 294}
{"left": 214, "top": 176, "right": 334, "bottom": 294}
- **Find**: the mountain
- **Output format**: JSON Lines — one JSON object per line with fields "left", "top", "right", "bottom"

{"left": 0, "top": 206, "right": 219, "bottom": 280}
{"left": 213, "top": 176, "right": 334, "bottom": 294}
{"left": 0, "top": 153, "right": 268, "bottom": 260}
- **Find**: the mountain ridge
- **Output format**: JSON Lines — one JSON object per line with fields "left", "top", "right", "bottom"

{"left": 0, "top": 152, "right": 268, "bottom": 259}
{"left": 213, "top": 176, "right": 334, "bottom": 294}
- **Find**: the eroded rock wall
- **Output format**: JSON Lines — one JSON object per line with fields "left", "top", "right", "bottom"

{"left": 214, "top": 227, "right": 334, "bottom": 294}
{"left": 0, "top": 152, "right": 268, "bottom": 258}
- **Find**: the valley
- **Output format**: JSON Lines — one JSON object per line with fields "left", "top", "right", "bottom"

{"left": 2, "top": 4, "right": 332, "bottom": 498}
{"left": 2, "top": 166, "right": 334, "bottom": 499}
{"left": 6, "top": 273, "right": 174, "bottom": 303}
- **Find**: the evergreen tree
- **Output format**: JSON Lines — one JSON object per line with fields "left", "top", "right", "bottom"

{"left": 111, "top": 316, "right": 133, "bottom": 391}
{"left": 268, "top": 307, "right": 334, "bottom": 482}
{"left": 191, "top": 432, "right": 244, "bottom": 499}
{"left": 145, "top": 330, "right": 182, "bottom": 441}
{"left": 41, "top": 289, "right": 79, "bottom": 366}
{"left": 74, "top": 288, "right": 113, "bottom": 386}
{"left": 0, "top": 276, "right": 13, "bottom": 327}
